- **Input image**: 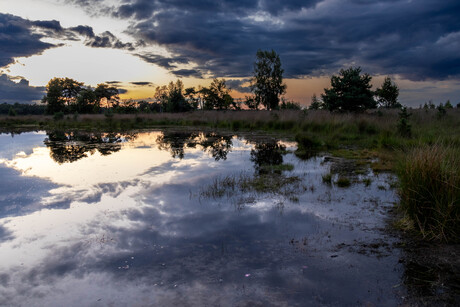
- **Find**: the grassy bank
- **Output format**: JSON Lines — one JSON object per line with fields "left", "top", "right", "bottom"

{"left": 2, "top": 108, "right": 460, "bottom": 241}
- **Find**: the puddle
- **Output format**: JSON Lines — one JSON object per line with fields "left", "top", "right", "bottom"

{"left": 0, "top": 129, "right": 410, "bottom": 306}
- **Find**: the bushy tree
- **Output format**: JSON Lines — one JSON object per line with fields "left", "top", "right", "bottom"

{"left": 94, "top": 83, "right": 119, "bottom": 108}
{"left": 322, "top": 67, "right": 376, "bottom": 112}
{"left": 154, "top": 80, "right": 195, "bottom": 112}
{"left": 245, "top": 95, "right": 259, "bottom": 110}
{"left": 280, "top": 99, "right": 301, "bottom": 110}
{"left": 43, "top": 78, "right": 83, "bottom": 114}
{"left": 74, "top": 89, "right": 97, "bottom": 113}
{"left": 375, "top": 77, "right": 400, "bottom": 108}
{"left": 251, "top": 50, "right": 286, "bottom": 110}
{"left": 309, "top": 94, "right": 323, "bottom": 110}
{"left": 202, "top": 79, "right": 233, "bottom": 110}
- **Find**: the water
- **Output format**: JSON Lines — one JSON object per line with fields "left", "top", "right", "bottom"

{"left": 0, "top": 129, "right": 404, "bottom": 306}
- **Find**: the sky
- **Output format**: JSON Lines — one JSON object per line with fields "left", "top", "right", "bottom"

{"left": 1, "top": 0, "right": 459, "bottom": 107}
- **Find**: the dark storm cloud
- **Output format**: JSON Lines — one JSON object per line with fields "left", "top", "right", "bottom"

{"left": 134, "top": 53, "right": 190, "bottom": 70}
{"left": 171, "top": 69, "right": 202, "bottom": 78}
{"left": 0, "top": 75, "right": 45, "bottom": 104}
{"left": 0, "top": 13, "right": 56, "bottom": 67}
{"left": 226, "top": 79, "right": 252, "bottom": 93}
{"left": 84, "top": 31, "right": 135, "bottom": 50}
{"left": 0, "top": 12, "right": 135, "bottom": 71}
{"left": 109, "top": 0, "right": 460, "bottom": 81}
{"left": 130, "top": 81, "right": 154, "bottom": 86}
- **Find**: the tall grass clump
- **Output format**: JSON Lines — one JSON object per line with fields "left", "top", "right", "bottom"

{"left": 397, "top": 144, "right": 460, "bottom": 242}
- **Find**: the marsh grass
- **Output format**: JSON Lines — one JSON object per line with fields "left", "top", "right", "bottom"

{"left": 322, "top": 173, "right": 332, "bottom": 184}
{"left": 336, "top": 177, "right": 351, "bottom": 187}
{"left": 397, "top": 144, "right": 460, "bottom": 242}
{"left": 199, "top": 171, "right": 304, "bottom": 202}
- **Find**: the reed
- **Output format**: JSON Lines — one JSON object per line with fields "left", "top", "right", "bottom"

{"left": 397, "top": 144, "right": 460, "bottom": 242}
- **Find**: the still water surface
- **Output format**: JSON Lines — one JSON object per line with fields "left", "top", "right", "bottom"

{"left": 0, "top": 130, "right": 403, "bottom": 306}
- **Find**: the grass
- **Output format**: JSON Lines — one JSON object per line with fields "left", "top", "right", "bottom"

{"left": 336, "top": 177, "right": 351, "bottom": 187}
{"left": 322, "top": 173, "right": 332, "bottom": 184}
{"left": 199, "top": 171, "right": 304, "bottom": 202}
{"left": 396, "top": 144, "right": 460, "bottom": 243}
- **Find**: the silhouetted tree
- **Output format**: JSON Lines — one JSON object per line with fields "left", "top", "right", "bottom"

{"left": 322, "top": 67, "right": 376, "bottom": 112}
{"left": 244, "top": 95, "right": 259, "bottom": 110}
{"left": 201, "top": 79, "right": 233, "bottom": 110}
{"left": 75, "top": 88, "right": 97, "bottom": 113}
{"left": 251, "top": 50, "right": 286, "bottom": 110}
{"left": 43, "top": 78, "right": 83, "bottom": 114}
{"left": 309, "top": 94, "right": 323, "bottom": 110}
{"left": 280, "top": 99, "right": 301, "bottom": 110}
{"left": 375, "top": 77, "right": 401, "bottom": 108}
{"left": 154, "top": 80, "right": 194, "bottom": 112}
{"left": 95, "top": 83, "right": 119, "bottom": 108}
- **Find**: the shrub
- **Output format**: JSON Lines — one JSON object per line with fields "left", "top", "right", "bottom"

{"left": 397, "top": 107, "right": 411, "bottom": 137}
{"left": 397, "top": 144, "right": 460, "bottom": 242}
{"left": 53, "top": 111, "right": 64, "bottom": 120}
{"left": 336, "top": 177, "right": 351, "bottom": 187}
{"left": 8, "top": 106, "right": 17, "bottom": 116}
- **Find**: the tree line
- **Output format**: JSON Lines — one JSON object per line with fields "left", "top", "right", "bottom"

{"left": 5, "top": 50, "right": 458, "bottom": 115}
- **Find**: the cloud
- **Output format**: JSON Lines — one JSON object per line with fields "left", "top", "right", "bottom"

{"left": 0, "top": 75, "right": 45, "bottom": 104}
{"left": 171, "top": 69, "right": 202, "bottom": 78}
{"left": 0, "top": 12, "right": 136, "bottom": 73}
{"left": 106, "top": 0, "right": 460, "bottom": 81}
{"left": 130, "top": 81, "right": 154, "bottom": 86}
{"left": 0, "top": 13, "right": 56, "bottom": 67}
{"left": 134, "top": 53, "right": 190, "bottom": 70}
{"left": 225, "top": 79, "right": 252, "bottom": 93}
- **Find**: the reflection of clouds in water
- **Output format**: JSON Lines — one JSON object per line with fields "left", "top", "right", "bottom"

{"left": 0, "top": 131, "right": 46, "bottom": 160}
{"left": 0, "top": 131, "right": 403, "bottom": 306}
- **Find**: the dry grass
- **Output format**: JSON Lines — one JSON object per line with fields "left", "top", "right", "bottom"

{"left": 397, "top": 144, "right": 460, "bottom": 242}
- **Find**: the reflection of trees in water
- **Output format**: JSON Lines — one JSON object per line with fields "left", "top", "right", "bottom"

{"left": 250, "top": 141, "right": 286, "bottom": 174}
{"left": 156, "top": 132, "right": 233, "bottom": 161}
{"left": 45, "top": 131, "right": 138, "bottom": 164}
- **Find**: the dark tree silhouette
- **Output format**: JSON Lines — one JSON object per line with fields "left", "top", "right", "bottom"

{"left": 375, "top": 77, "right": 401, "bottom": 108}
{"left": 43, "top": 77, "right": 83, "bottom": 114}
{"left": 251, "top": 50, "right": 286, "bottom": 110}
{"left": 322, "top": 67, "right": 376, "bottom": 112}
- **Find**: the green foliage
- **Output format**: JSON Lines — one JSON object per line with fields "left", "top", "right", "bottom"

{"left": 336, "top": 177, "right": 351, "bottom": 187}
{"left": 437, "top": 103, "right": 446, "bottom": 118}
{"left": 201, "top": 79, "right": 233, "bottom": 110}
{"left": 53, "top": 111, "right": 64, "bottom": 120}
{"left": 397, "top": 144, "right": 460, "bottom": 242}
{"left": 0, "top": 103, "right": 46, "bottom": 115}
{"left": 309, "top": 94, "right": 323, "bottom": 110}
{"left": 244, "top": 95, "right": 259, "bottom": 110}
{"left": 94, "top": 83, "right": 119, "bottom": 108}
{"left": 8, "top": 106, "right": 17, "bottom": 116}
{"left": 375, "top": 77, "right": 401, "bottom": 108}
{"left": 251, "top": 50, "right": 286, "bottom": 110}
{"left": 445, "top": 100, "right": 453, "bottom": 109}
{"left": 280, "top": 99, "right": 301, "bottom": 110}
{"left": 322, "top": 173, "right": 332, "bottom": 184}
{"left": 322, "top": 67, "right": 376, "bottom": 112}
{"left": 43, "top": 78, "right": 118, "bottom": 114}
{"left": 155, "top": 80, "right": 195, "bottom": 113}
{"left": 397, "top": 107, "right": 412, "bottom": 137}
{"left": 75, "top": 89, "right": 97, "bottom": 113}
